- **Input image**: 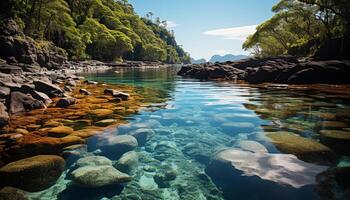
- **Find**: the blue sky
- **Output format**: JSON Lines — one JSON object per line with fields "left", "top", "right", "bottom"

{"left": 129, "top": 0, "right": 278, "bottom": 60}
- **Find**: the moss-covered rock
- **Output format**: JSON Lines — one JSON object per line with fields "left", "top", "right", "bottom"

{"left": 48, "top": 126, "right": 74, "bottom": 138}
{"left": 266, "top": 132, "right": 336, "bottom": 165}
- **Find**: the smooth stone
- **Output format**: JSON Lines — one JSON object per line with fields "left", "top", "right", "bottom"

{"left": 95, "top": 119, "right": 117, "bottom": 127}
{"left": 130, "top": 128, "right": 155, "bottom": 146}
{"left": 76, "top": 156, "right": 112, "bottom": 167}
{"left": 48, "top": 126, "right": 74, "bottom": 138}
{"left": 139, "top": 174, "right": 158, "bottom": 191}
{"left": 56, "top": 97, "right": 76, "bottom": 108}
{"left": 89, "top": 109, "right": 113, "bottom": 118}
{"left": 115, "top": 151, "right": 138, "bottom": 173}
{"left": 15, "top": 128, "right": 29, "bottom": 135}
{"left": 71, "top": 165, "right": 132, "bottom": 188}
{"left": 210, "top": 149, "right": 327, "bottom": 188}
{"left": 43, "top": 120, "right": 63, "bottom": 128}
{"left": 266, "top": 132, "right": 336, "bottom": 165}
{"left": 319, "top": 130, "right": 350, "bottom": 140}
{"left": 0, "top": 155, "right": 65, "bottom": 192}
{"left": 0, "top": 186, "right": 28, "bottom": 200}
{"left": 317, "top": 121, "right": 348, "bottom": 129}
{"left": 237, "top": 140, "right": 268, "bottom": 153}
{"left": 99, "top": 135, "right": 138, "bottom": 159}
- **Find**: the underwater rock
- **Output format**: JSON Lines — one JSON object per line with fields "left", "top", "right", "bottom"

{"left": 98, "top": 135, "right": 138, "bottom": 159}
{"left": 0, "top": 155, "right": 65, "bottom": 192}
{"left": 76, "top": 156, "right": 112, "bottom": 167}
{"left": 115, "top": 151, "right": 138, "bottom": 173}
{"left": 130, "top": 128, "right": 155, "bottom": 146}
{"left": 48, "top": 126, "right": 74, "bottom": 138}
{"left": 316, "top": 166, "right": 350, "bottom": 199}
{"left": 209, "top": 148, "right": 327, "bottom": 188}
{"left": 15, "top": 128, "right": 29, "bottom": 135}
{"left": 43, "top": 120, "right": 63, "bottom": 128}
{"left": 266, "top": 132, "right": 336, "bottom": 165}
{"left": 236, "top": 140, "right": 268, "bottom": 153}
{"left": 319, "top": 130, "right": 350, "bottom": 155}
{"left": 95, "top": 119, "right": 117, "bottom": 127}
{"left": 317, "top": 121, "right": 348, "bottom": 129}
{"left": 56, "top": 97, "right": 76, "bottom": 108}
{"left": 104, "top": 89, "right": 129, "bottom": 100}
{"left": 0, "top": 186, "right": 28, "bottom": 200}
{"left": 71, "top": 165, "right": 132, "bottom": 188}
{"left": 153, "top": 169, "right": 177, "bottom": 188}
{"left": 89, "top": 109, "right": 113, "bottom": 119}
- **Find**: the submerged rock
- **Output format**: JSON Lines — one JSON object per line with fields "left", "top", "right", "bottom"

{"left": 48, "top": 126, "right": 74, "bottom": 138}
{"left": 130, "top": 128, "right": 155, "bottom": 146}
{"left": 0, "top": 155, "right": 65, "bottom": 192}
{"left": 98, "top": 135, "right": 138, "bottom": 159}
{"left": 79, "top": 89, "right": 91, "bottom": 95}
{"left": 209, "top": 148, "right": 327, "bottom": 188}
{"left": 320, "top": 130, "right": 350, "bottom": 155}
{"left": 89, "top": 109, "right": 113, "bottom": 118}
{"left": 0, "top": 186, "right": 28, "bottom": 200}
{"left": 266, "top": 132, "right": 336, "bottom": 165}
{"left": 95, "top": 119, "right": 117, "bottom": 127}
{"left": 71, "top": 165, "right": 132, "bottom": 188}
{"left": 115, "top": 151, "right": 138, "bottom": 173}
{"left": 76, "top": 156, "right": 112, "bottom": 167}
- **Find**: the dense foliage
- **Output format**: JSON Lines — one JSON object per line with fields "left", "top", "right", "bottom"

{"left": 243, "top": 0, "right": 350, "bottom": 59}
{"left": 0, "top": 0, "right": 190, "bottom": 63}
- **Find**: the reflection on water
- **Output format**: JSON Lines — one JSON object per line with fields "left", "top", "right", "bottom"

{"left": 28, "top": 67, "right": 350, "bottom": 200}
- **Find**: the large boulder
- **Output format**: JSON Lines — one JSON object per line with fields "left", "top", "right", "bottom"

{"left": 0, "top": 102, "right": 9, "bottom": 127}
{"left": 97, "top": 135, "right": 138, "bottom": 159}
{"left": 266, "top": 132, "right": 336, "bottom": 165}
{"left": 33, "top": 80, "right": 64, "bottom": 98}
{"left": 71, "top": 165, "right": 132, "bottom": 188}
{"left": 9, "top": 92, "right": 45, "bottom": 114}
{"left": 0, "top": 155, "right": 65, "bottom": 192}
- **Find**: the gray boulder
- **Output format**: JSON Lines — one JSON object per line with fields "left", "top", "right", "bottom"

{"left": 34, "top": 80, "right": 64, "bottom": 98}
{"left": 9, "top": 92, "right": 45, "bottom": 114}
{"left": 71, "top": 165, "right": 132, "bottom": 188}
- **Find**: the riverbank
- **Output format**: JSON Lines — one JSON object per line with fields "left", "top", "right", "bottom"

{"left": 178, "top": 56, "right": 350, "bottom": 84}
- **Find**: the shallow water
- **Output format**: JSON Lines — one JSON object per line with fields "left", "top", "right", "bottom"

{"left": 29, "top": 67, "right": 350, "bottom": 200}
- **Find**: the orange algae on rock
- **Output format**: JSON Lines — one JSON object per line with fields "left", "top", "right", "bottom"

{"left": 0, "top": 82, "right": 149, "bottom": 165}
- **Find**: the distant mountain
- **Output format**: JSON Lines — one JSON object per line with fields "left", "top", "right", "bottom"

{"left": 191, "top": 57, "right": 207, "bottom": 64}
{"left": 209, "top": 54, "right": 249, "bottom": 63}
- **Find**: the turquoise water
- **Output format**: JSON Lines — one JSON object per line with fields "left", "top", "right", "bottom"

{"left": 29, "top": 67, "right": 350, "bottom": 200}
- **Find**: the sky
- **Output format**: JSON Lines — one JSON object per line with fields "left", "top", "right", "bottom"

{"left": 128, "top": 0, "right": 279, "bottom": 60}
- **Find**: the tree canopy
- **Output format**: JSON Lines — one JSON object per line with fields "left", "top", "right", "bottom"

{"left": 243, "top": 0, "right": 350, "bottom": 59}
{"left": 0, "top": 0, "right": 190, "bottom": 63}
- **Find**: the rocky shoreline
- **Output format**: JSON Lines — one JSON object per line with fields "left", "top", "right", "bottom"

{"left": 178, "top": 56, "right": 350, "bottom": 84}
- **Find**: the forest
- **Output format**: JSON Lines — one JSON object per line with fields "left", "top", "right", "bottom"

{"left": 0, "top": 0, "right": 191, "bottom": 63}
{"left": 243, "top": 0, "right": 350, "bottom": 60}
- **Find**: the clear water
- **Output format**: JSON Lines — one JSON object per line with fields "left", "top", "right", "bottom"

{"left": 29, "top": 67, "right": 350, "bottom": 200}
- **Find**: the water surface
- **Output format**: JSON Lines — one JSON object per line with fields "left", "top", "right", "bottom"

{"left": 30, "top": 67, "right": 350, "bottom": 200}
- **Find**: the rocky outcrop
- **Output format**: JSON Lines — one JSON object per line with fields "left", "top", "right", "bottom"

{"left": 0, "top": 19, "right": 68, "bottom": 72}
{"left": 178, "top": 56, "right": 350, "bottom": 84}
{"left": 0, "top": 102, "right": 9, "bottom": 127}
{"left": 0, "top": 155, "right": 65, "bottom": 192}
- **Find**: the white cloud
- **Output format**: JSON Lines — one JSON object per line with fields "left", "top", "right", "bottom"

{"left": 203, "top": 25, "right": 257, "bottom": 40}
